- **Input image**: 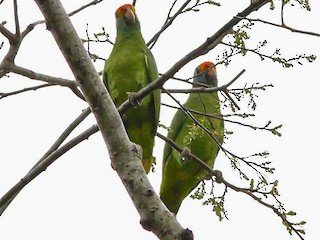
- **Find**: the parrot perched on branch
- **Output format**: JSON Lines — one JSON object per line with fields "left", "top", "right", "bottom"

{"left": 160, "top": 61, "right": 224, "bottom": 214}
{"left": 103, "top": 4, "right": 160, "bottom": 173}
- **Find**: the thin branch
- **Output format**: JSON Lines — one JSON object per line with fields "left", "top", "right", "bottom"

{"left": 68, "top": 0, "right": 104, "bottom": 17}
{"left": 0, "top": 83, "right": 53, "bottom": 99}
{"left": 237, "top": 16, "right": 320, "bottom": 37}
{"left": 161, "top": 102, "right": 281, "bottom": 135}
{"left": 156, "top": 132, "right": 213, "bottom": 173}
{"left": 31, "top": 107, "right": 92, "bottom": 170}
{"left": 221, "top": 89, "right": 240, "bottom": 110}
{"left": 281, "top": 0, "right": 285, "bottom": 25}
{"left": 25, "top": 0, "right": 106, "bottom": 28}
{"left": 164, "top": 69, "right": 245, "bottom": 93}
{"left": 165, "top": 69, "right": 245, "bottom": 110}
{"left": 221, "top": 41, "right": 315, "bottom": 68}
{"left": 9, "top": 64, "right": 73, "bottom": 86}
{"left": 9, "top": 64, "right": 85, "bottom": 100}
{"left": 13, "top": 0, "right": 20, "bottom": 36}
{"left": 218, "top": 173, "right": 305, "bottom": 240}
{"left": 147, "top": 0, "right": 192, "bottom": 48}
{"left": 0, "top": 24, "right": 15, "bottom": 41}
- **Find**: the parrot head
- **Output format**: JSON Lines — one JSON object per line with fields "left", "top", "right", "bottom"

{"left": 193, "top": 61, "right": 218, "bottom": 87}
{"left": 115, "top": 4, "right": 140, "bottom": 30}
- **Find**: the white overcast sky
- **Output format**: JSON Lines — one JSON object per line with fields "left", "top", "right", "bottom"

{"left": 0, "top": 1, "right": 319, "bottom": 240}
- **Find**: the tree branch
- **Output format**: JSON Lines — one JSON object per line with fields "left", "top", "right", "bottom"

{"left": 0, "top": 83, "right": 53, "bottom": 99}
{"left": 237, "top": 16, "right": 320, "bottom": 37}
{"left": 9, "top": 64, "right": 85, "bottom": 100}
{"left": 32, "top": 107, "right": 92, "bottom": 170}
{"left": 217, "top": 172, "right": 305, "bottom": 240}
{"left": 13, "top": 0, "right": 20, "bottom": 36}
{"left": 0, "top": 24, "right": 15, "bottom": 41}
{"left": 164, "top": 69, "right": 245, "bottom": 110}
{"left": 68, "top": 0, "right": 104, "bottom": 17}
{"left": 164, "top": 69, "right": 245, "bottom": 93}
{"left": 156, "top": 132, "right": 214, "bottom": 174}
{"left": 147, "top": 0, "right": 192, "bottom": 48}
{"left": 161, "top": 102, "right": 282, "bottom": 136}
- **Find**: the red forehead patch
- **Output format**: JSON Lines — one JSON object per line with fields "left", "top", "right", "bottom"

{"left": 198, "top": 61, "right": 216, "bottom": 72}
{"left": 116, "top": 4, "right": 135, "bottom": 16}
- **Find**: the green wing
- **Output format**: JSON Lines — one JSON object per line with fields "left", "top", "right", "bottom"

{"left": 144, "top": 48, "right": 160, "bottom": 137}
{"left": 162, "top": 108, "right": 187, "bottom": 171}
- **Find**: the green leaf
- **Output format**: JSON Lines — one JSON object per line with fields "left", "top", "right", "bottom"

{"left": 250, "top": 179, "right": 254, "bottom": 190}
{"left": 287, "top": 211, "right": 297, "bottom": 216}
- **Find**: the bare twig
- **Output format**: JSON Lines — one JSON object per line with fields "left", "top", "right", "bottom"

{"left": 237, "top": 16, "right": 320, "bottom": 37}
{"left": 165, "top": 69, "right": 245, "bottom": 110}
{"left": 221, "top": 89, "right": 240, "bottom": 110}
{"left": 0, "top": 24, "right": 15, "bottom": 41}
{"left": 9, "top": 64, "right": 73, "bottom": 85}
{"left": 147, "top": 0, "right": 192, "bottom": 48}
{"left": 218, "top": 173, "right": 305, "bottom": 240}
{"left": 25, "top": 0, "right": 106, "bottom": 27}
{"left": 13, "top": 0, "right": 20, "bottom": 36}
{"left": 164, "top": 69, "right": 245, "bottom": 94}
{"left": 9, "top": 64, "right": 85, "bottom": 100}
{"left": 0, "top": 83, "right": 53, "bottom": 99}
{"left": 31, "top": 107, "right": 92, "bottom": 170}
{"left": 221, "top": 42, "right": 316, "bottom": 67}
{"left": 156, "top": 132, "right": 213, "bottom": 173}
{"left": 162, "top": 102, "right": 281, "bottom": 136}
{"left": 68, "top": 0, "right": 104, "bottom": 17}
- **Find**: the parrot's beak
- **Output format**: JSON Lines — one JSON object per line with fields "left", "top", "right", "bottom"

{"left": 207, "top": 67, "right": 215, "bottom": 76}
{"left": 124, "top": 7, "right": 136, "bottom": 25}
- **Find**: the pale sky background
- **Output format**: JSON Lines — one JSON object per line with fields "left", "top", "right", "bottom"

{"left": 0, "top": 0, "right": 319, "bottom": 239}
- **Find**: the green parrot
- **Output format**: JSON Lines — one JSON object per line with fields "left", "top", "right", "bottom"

{"left": 103, "top": 4, "right": 160, "bottom": 173}
{"left": 160, "top": 61, "right": 224, "bottom": 214}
